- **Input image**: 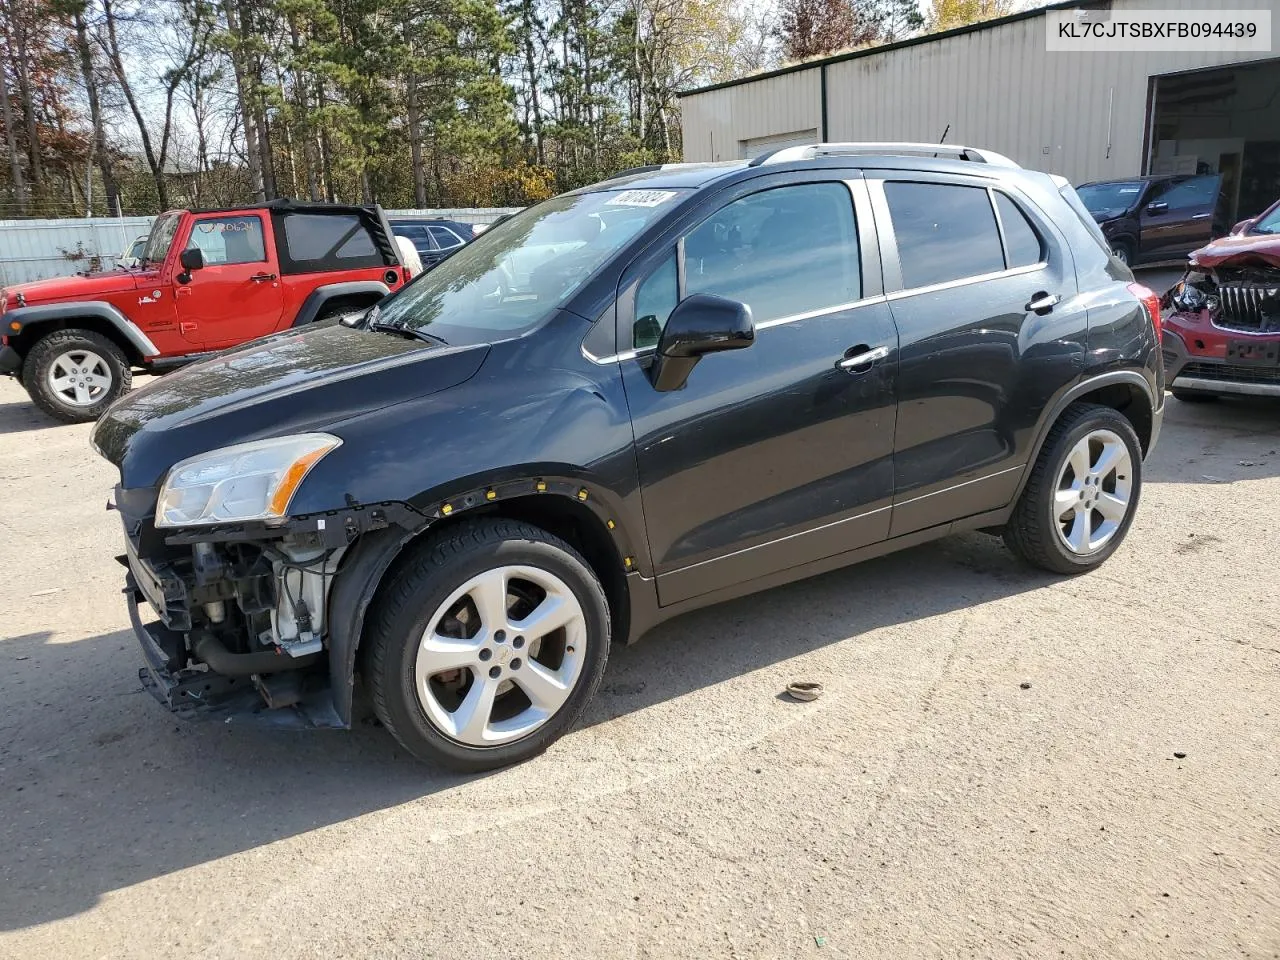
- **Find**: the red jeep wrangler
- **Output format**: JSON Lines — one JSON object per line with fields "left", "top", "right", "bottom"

{"left": 0, "top": 201, "right": 406, "bottom": 422}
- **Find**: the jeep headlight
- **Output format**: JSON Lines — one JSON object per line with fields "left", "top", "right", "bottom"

{"left": 156, "top": 434, "right": 341, "bottom": 528}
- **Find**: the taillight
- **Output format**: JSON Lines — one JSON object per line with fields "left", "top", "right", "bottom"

{"left": 1127, "top": 282, "right": 1162, "bottom": 344}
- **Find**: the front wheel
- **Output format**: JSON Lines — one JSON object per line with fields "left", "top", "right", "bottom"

{"left": 1004, "top": 403, "right": 1143, "bottom": 574}
{"left": 24, "top": 329, "right": 132, "bottom": 423}
{"left": 366, "top": 518, "right": 610, "bottom": 771}
{"left": 1111, "top": 239, "right": 1135, "bottom": 267}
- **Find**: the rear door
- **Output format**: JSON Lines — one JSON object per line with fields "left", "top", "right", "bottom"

{"left": 173, "top": 213, "right": 284, "bottom": 349}
{"left": 872, "top": 174, "right": 1084, "bottom": 537}
{"left": 617, "top": 173, "right": 900, "bottom": 605}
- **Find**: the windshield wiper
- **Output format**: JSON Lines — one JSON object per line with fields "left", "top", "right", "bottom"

{"left": 367, "top": 318, "right": 448, "bottom": 346}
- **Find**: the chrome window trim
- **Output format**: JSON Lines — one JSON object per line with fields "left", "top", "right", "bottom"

{"left": 581, "top": 295, "right": 888, "bottom": 364}
{"left": 883, "top": 262, "right": 1047, "bottom": 302}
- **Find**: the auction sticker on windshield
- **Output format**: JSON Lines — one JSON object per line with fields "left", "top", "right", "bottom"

{"left": 606, "top": 190, "right": 679, "bottom": 208}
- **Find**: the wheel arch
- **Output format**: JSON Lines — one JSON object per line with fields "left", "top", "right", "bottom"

{"left": 291, "top": 281, "right": 390, "bottom": 327}
{"left": 6, "top": 301, "right": 155, "bottom": 366}
{"left": 1011, "top": 370, "right": 1156, "bottom": 505}
{"left": 327, "top": 485, "right": 633, "bottom": 727}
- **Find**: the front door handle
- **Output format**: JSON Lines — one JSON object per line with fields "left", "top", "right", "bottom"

{"left": 250, "top": 272, "right": 278, "bottom": 283}
{"left": 1026, "top": 292, "right": 1061, "bottom": 315}
{"left": 1191, "top": 213, "right": 1211, "bottom": 220}
{"left": 838, "top": 344, "right": 889, "bottom": 371}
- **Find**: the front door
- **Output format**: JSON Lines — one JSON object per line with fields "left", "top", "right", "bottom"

{"left": 618, "top": 175, "right": 899, "bottom": 605}
{"left": 872, "top": 176, "right": 1085, "bottom": 537}
{"left": 174, "top": 213, "right": 284, "bottom": 349}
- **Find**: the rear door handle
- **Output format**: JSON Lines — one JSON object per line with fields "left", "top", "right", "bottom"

{"left": 1026, "top": 292, "right": 1061, "bottom": 314}
{"left": 838, "top": 344, "right": 889, "bottom": 371}
{"left": 250, "top": 272, "right": 278, "bottom": 283}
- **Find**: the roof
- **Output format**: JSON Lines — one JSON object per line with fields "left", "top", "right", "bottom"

{"left": 583, "top": 161, "right": 750, "bottom": 190}
{"left": 677, "top": 0, "right": 1101, "bottom": 98}
{"left": 186, "top": 199, "right": 383, "bottom": 216}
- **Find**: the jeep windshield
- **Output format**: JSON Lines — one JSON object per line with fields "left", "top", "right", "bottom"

{"left": 369, "top": 188, "right": 686, "bottom": 344}
{"left": 141, "top": 212, "right": 182, "bottom": 266}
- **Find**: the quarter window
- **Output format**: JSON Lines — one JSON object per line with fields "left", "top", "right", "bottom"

{"left": 280, "top": 212, "right": 382, "bottom": 270}
{"left": 633, "top": 253, "right": 678, "bottom": 349}
{"left": 994, "top": 193, "right": 1044, "bottom": 268}
{"left": 184, "top": 216, "right": 267, "bottom": 265}
{"left": 428, "top": 225, "right": 465, "bottom": 249}
{"left": 885, "top": 182, "right": 1005, "bottom": 288}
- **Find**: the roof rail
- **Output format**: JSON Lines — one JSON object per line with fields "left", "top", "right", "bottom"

{"left": 751, "top": 142, "right": 1020, "bottom": 168}
{"left": 600, "top": 161, "right": 726, "bottom": 182}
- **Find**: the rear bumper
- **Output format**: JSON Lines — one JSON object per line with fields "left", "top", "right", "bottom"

{"left": 0, "top": 344, "right": 21, "bottom": 375}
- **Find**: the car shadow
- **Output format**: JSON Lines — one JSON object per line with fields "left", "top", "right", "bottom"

{"left": 0, "top": 394, "right": 58, "bottom": 435}
{"left": 0, "top": 532, "right": 1055, "bottom": 932}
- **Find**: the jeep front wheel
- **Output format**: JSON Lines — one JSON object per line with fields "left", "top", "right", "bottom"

{"left": 25, "top": 329, "right": 132, "bottom": 423}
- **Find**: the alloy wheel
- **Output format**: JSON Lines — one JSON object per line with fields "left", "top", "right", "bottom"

{"left": 46, "top": 350, "right": 112, "bottom": 407}
{"left": 1053, "top": 428, "right": 1134, "bottom": 555}
{"left": 414, "top": 564, "right": 587, "bottom": 747}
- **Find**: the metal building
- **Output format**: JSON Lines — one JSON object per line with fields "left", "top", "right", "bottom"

{"left": 679, "top": 0, "right": 1280, "bottom": 222}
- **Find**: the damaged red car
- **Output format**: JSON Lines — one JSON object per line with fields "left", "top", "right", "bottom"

{"left": 1162, "top": 199, "right": 1280, "bottom": 401}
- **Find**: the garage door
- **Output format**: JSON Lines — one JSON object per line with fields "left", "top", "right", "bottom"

{"left": 738, "top": 129, "right": 819, "bottom": 160}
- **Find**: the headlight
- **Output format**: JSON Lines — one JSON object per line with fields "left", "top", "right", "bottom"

{"left": 156, "top": 433, "right": 341, "bottom": 528}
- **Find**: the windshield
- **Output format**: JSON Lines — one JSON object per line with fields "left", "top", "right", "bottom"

{"left": 1077, "top": 181, "right": 1144, "bottom": 218}
{"left": 371, "top": 188, "right": 686, "bottom": 342}
{"left": 1249, "top": 203, "right": 1280, "bottom": 235}
{"left": 142, "top": 213, "right": 182, "bottom": 265}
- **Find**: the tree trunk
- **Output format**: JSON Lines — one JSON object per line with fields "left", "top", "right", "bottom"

{"left": 73, "top": 11, "right": 119, "bottom": 217}
{"left": 407, "top": 67, "right": 426, "bottom": 207}
{"left": 521, "top": 2, "right": 544, "bottom": 164}
{"left": 222, "top": 0, "right": 265, "bottom": 202}
{"left": 288, "top": 17, "right": 319, "bottom": 200}
{"left": 101, "top": 0, "right": 167, "bottom": 208}
{"left": 0, "top": 42, "right": 26, "bottom": 213}
{"left": 10, "top": 18, "right": 41, "bottom": 190}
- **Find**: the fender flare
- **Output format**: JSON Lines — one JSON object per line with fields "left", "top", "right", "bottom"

{"left": 5, "top": 301, "right": 158, "bottom": 358}
{"left": 1011, "top": 369, "right": 1158, "bottom": 503}
{"left": 292, "top": 281, "right": 390, "bottom": 327}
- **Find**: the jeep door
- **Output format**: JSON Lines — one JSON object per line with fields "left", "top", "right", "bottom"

{"left": 616, "top": 173, "right": 900, "bottom": 605}
{"left": 870, "top": 174, "right": 1086, "bottom": 537}
{"left": 174, "top": 213, "right": 285, "bottom": 349}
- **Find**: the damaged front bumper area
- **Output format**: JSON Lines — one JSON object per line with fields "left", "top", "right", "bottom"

{"left": 115, "top": 484, "right": 421, "bottom": 727}
{"left": 1162, "top": 264, "right": 1280, "bottom": 396}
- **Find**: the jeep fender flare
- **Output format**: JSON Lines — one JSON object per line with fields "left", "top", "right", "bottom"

{"left": 6, "top": 301, "right": 158, "bottom": 359}
{"left": 292, "top": 281, "right": 390, "bottom": 327}
{"left": 1011, "top": 369, "right": 1159, "bottom": 504}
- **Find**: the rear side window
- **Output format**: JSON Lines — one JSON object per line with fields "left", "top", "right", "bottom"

{"left": 278, "top": 213, "right": 384, "bottom": 273}
{"left": 185, "top": 215, "right": 267, "bottom": 265}
{"left": 885, "top": 182, "right": 1004, "bottom": 288}
{"left": 428, "top": 225, "right": 465, "bottom": 249}
{"left": 993, "top": 193, "right": 1044, "bottom": 268}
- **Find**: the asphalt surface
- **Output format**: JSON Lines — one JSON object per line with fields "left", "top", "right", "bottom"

{"left": 3, "top": 301, "right": 1279, "bottom": 958}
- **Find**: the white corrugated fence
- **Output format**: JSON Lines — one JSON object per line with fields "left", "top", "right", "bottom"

{"left": 0, "top": 208, "right": 523, "bottom": 286}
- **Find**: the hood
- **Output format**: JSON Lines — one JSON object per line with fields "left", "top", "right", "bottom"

{"left": 92, "top": 322, "right": 489, "bottom": 488}
{"left": 3, "top": 268, "right": 146, "bottom": 307}
{"left": 1190, "top": 233, "right": 1280, "bottom": 269}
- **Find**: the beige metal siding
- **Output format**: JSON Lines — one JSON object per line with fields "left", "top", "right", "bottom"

{"left": 682, "top": 0, "right": 1279, "bottom": 184}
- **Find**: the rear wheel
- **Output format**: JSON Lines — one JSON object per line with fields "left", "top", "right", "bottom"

{"left": 24, "top": 329, "right": 131, "bottom": 423}
{"left": 1171, "top": 387, "right": 1219, "bottom": 403}
{"left": 1004, "top": 403, "right": 1143, "bottom": 574}
{"left": 366, "top": 518, "right": 610, "bottom": 771}
{"left": 1111, "top": 239, "right": 1135, "bottom": 267}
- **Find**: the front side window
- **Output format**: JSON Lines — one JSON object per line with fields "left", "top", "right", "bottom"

{"left": 373, "top": 188, "right": 682, "bottom": 344}
{"left": 185, "top": 216, "right": 267, "bottom": 265}
{"left": 885, "top": 181, "right": 1005, "bottom": 288}
{"left": 1150, "top": 175, "right": 1221, "bottom": 210}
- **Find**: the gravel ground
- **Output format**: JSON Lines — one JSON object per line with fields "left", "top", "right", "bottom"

{"left": 1, "top": 370, "right": 1277, "bottom": 960}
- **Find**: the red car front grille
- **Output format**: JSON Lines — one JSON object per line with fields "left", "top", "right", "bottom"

{"left": 1212, "top": 282, "right": 1280, "bottom": 333}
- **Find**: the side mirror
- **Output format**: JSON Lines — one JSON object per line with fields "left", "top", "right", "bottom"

{"left": 177, "top": 247, "right": 204, "bottom": 284}
{"left": 1231, "top": 218, "right": 1255, "bottom": 236}
{"left": 1146, "top": 200, "right": 1169, "bottom": 216}
{"left": 649, "top": 293, "right": 754, "bottom": 392}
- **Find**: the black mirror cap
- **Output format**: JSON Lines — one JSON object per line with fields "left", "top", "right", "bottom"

{"left": 651, "top": 293, "right": 754, "bottom": 392}
{"left": 180, "top": 248, "right": 206, "bottom": 271}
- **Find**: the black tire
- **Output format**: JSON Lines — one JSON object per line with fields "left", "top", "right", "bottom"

{"left": 1004, "top": 403, "right": 1143, "bottom": 575}
{"left": 24, "top": 328, "right": 132, "bottom": 424}
{"left": 1171, "top": 387, "right": 1219, "bottom": 403}
{"left": 366, "top": 518, "right": 610, "bottom": 772}
{"left": 1111, "top": 238, "right": 1135, "bottom": 267}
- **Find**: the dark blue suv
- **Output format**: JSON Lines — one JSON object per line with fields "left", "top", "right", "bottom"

{"left": 94, "top": 143, "right": 1164, "bottom": 770}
